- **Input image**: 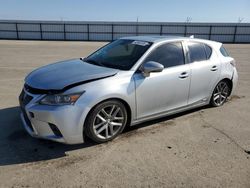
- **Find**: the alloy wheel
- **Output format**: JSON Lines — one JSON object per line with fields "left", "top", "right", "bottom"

{"left": 212, "top": 81, "right": 229, "bottom": 106}
{"left": 93, "top": 104, "right": 125, "bottom": 139}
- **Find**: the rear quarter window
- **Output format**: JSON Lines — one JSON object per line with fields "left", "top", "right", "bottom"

{"left": 220, "top": 46, "right": 230, "bottom": 57}
{"left": 204, "top": 44, "right": 212, "bottom": 59}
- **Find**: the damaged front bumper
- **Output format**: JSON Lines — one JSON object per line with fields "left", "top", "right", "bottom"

{"left": 19, "top": 88, "right": 87, "bottom": 144}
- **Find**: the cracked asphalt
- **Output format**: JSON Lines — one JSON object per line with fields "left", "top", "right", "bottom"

{"left": 0, "top": 40, "right": 249, "bottom": 188}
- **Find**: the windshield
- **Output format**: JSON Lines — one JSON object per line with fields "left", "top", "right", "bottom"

{"left": 84, "top": 39, "right": 152, "bottom": 70}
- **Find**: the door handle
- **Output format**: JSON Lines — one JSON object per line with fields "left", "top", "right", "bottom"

{"left": 211, "top": 65, "right": 218, "bottom": 71}
{"left": 179, "top": 72, "right": 189, "bottom": 79}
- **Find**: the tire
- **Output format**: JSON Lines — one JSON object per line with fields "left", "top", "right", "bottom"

{"left": 210, "top": 80, "right": 230, "bottom": 107}
{"left": 84, "top": 100, "right": 128, "bottom": 143}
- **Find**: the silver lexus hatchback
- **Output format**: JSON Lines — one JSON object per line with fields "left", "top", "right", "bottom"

{"left": 19, "top": 36, "right": 238, "bottom": 144}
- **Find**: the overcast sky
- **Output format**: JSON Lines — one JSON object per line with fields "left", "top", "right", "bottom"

{"left": 0, "top": 0, "right": 249, "bottom": 23}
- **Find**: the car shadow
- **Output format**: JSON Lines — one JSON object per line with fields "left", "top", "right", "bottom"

{"left": 123, "top": 105, "right": 208, "bottom": 133}
{"left": 0, "top": 105, "right": 207, "bottom": 166}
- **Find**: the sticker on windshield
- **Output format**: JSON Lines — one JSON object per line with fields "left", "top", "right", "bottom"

{"left": 132, "top": 41, "right": 150, "bottom": 46}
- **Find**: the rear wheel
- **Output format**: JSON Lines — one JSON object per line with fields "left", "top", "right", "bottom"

{"left": 84, "top": 100, "right": 127, "bottom": 143}
{"left": 210, "top": 80, "right": 230, "bottom": 107}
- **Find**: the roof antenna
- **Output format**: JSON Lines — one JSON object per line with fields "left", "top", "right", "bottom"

{"left": 186, "top": 17, "right": 192, "bottom": 23}
{"left": 238, "top": 17, "right": 244, "bottom": 23}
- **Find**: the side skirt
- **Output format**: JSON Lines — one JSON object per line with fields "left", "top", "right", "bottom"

{"left": 131, "top": 101, "right": 209, "bottom": 126}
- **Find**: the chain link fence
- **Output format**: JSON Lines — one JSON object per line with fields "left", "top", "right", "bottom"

{"left": 0, "top": 20, "right": 250, "bottom": 43}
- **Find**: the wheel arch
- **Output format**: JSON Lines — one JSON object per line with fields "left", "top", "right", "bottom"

{"left": 219, "top": 78, "right": 233, "bottom": 96}
{"left": 83, "top": 97, "right": 132, "bottom": 132}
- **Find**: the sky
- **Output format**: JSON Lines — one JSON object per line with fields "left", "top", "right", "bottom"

{"left": 0, "top": 0, "right": 249, "bottom": 23}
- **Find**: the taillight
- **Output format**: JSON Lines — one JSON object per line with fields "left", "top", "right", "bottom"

{"left": 230, "top": 59, "right": 236, "bottom": 67}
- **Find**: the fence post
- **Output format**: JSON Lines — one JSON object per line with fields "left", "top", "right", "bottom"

{"left": 136, "top": 23, "right": 138, "bottom": 36}
{"left": 64, "top": 23, "right": 66, "bottom": 41}
{"left": 160, "top": 25, "right": 163, "bottom": 35}
{"left": 40, "top": 23, "right": 43, "bottom": 40}
{"left": 233, "top": 25, "right": 237, "bottom": 43}
{"left": 15, "top": 23, "right": 19, "bottom": 40}
{"left": 111, "top": 24, "right": 114, "bottom": 41}
{"left": 87, "top": 24, "right": 90, "bottom": 41}
{"left": 209, "top": 25, "right": 212, "bottom": 40}
{"left": 184, "top": 24, "right": 187, "bottom": 37}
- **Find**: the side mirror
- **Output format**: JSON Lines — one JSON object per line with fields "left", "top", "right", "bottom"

{"left": 140, "top": 61, "right": 164, "bottom": 77}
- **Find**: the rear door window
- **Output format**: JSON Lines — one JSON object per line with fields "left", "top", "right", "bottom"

{"left": 188, "top": 42, "right": 207, "bottom": 62}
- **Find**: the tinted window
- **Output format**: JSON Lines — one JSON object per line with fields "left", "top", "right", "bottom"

{"left": 220, "top": 46, "right": 229, "bottom": 57}
{"left": 204, "top": 44, "right": 212, "bottom": 59}
{"left": 188, "top": 42, "right": 207, "bottom": 62}
{"left": 85, "top": 39, "right": 152, "bottom": 70}
{"left": 144, "top": 42, "right": 185, "bottom": 68}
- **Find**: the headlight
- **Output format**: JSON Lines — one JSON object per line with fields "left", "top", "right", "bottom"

{"left": 39, "top": 92, "right": 84, "bottom": 105}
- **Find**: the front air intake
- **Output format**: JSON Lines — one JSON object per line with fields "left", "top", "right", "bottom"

{"left": 48, "top": 123, "right": 63, "bottom": 137}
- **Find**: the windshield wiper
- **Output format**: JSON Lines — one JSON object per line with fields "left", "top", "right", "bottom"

{"left": 83, "top": 58, "right": 103, "bottom": 67}
{"left": 82, "top": 58, "right": 117, "bottom": 69}
{"left": 100, "top": 62, "right": 119, "bottom": 69}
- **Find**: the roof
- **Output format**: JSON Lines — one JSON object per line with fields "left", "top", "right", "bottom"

{"left": 121, "top": 35, "right": 187, "bottom": 43}
{"left": 121, "top": 35, "right": 222, "bottom": 47}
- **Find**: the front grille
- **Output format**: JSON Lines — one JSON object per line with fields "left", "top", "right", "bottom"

{"left": 22, "top": 108, "right": 34, "bottom": 132}
{"left": 19, "top": 89, "right": 33, "bottom": 106}
{"left": 19, "top": 89, "right": 34, "bottom": 132}
{"left": 23, "top": 93, "right": 33, "bottom": 106}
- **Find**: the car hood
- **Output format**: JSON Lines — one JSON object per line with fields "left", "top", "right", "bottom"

{"left": 25, "top": 59, "right": 119, "bottom": 91}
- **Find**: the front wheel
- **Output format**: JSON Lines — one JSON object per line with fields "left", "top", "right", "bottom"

{"left": 210, "top": 80, "right": 230, "bottom": 107}
{"left": 84, "top": 100, "right": 128, "bottom": 143}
